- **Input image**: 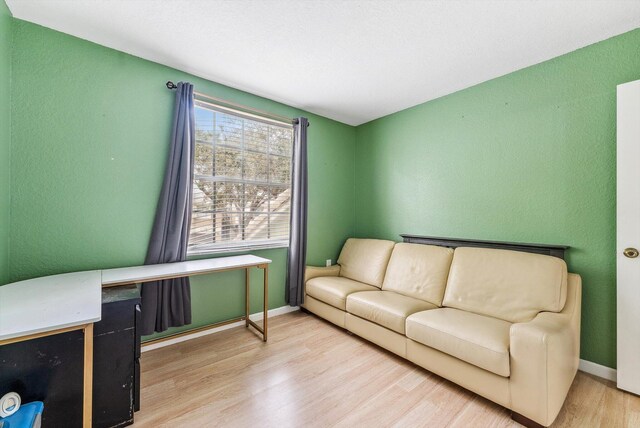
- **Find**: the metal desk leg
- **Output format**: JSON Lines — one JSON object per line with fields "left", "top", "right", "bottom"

{"left": 262, "top": 264, "right": 268, "bottom": 342}
{"left": 83, "top": 323, "right": 94, "bottom": 428}
{"left": 245, "top": 268, "right": 250, "bottom": 328}
{"left": 245, "top": 265, "right": 268, "bottom": 342}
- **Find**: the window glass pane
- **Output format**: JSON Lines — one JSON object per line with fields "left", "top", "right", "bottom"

{"left": 189, "top": 212, "right": 214, "bottom": 246}
{"left": 244, "top": 219, "right": 271, "bottom": 241}
{"left": 268, "top": 213, "right": 290, "bottom": 240}
{"left": 216, "top": 213, "right": 242, "bottom": 242}
{"left": 215, "top": 147, "right": 242, "bottom": 179}
{"left": 244, "top": 151, "right": 269, "bottom": 182}
{"left": 270, "top": 156, "right": 291, "bottom": 184}
{"left": 195, "top": 108, "right": 214, "bottom": 143}
{"left": 244, "top": 121, "right": 268, "bottom": 153}
{"left": 268, "top": 186, "right": 291, "bottom": 213}
{"left": 244, "top": 185, "right": 270, "bottom": 214}
{"left": 216, "top": 113, "right": 243, "bottom": 148}
{"left": 270, "top": 127, "right": 293, "bottom": 156}
{"left": 194, "top": 143, "right": 213, "bottom": 176}
{"left": 193, "top": 180, "right": 214, "bottom": 211}
{"left": 213, "top": 182, "right": 244, "bottom": 213}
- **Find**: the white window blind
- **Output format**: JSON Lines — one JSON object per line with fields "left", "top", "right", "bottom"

{"left": 188, "top": 100, "right": 293, "bottom": 254}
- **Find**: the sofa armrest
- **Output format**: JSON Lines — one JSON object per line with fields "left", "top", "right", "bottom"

{"left": 304, "top": 265, "right": 341, "bottom": 283}
{"left": 509, "top": 273, "right": 582, "bottom": 427}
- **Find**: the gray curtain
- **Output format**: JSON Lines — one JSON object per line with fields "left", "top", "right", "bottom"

{"left": 286, "top": 117, "right": 309, "bottom": 306}
{"left": 141, "top": 82, "right": 195, "bottom": 335}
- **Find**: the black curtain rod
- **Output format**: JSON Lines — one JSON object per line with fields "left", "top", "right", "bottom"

{"left": 165, "top": 81, "right": 306, "bottom": 127}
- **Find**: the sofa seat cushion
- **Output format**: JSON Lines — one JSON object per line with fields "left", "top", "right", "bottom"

{"left": 346, "top": 291, "right": 437, "bottom": 334}
{"left": 306, "top": 276, "right": 378, "bottom": 310}
{"left": 406, "top": 308, "right": 512, "bottom": 377}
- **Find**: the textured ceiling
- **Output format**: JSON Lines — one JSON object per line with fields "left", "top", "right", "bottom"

{"left": 6, "top": 0, "right": 640, "bottom": 125}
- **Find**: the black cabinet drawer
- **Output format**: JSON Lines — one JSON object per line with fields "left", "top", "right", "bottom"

{"left": 93, "top": 285, "right": 141, "bottom": 428}
{"left": 93, "top": 329, "right": 135, "bottom": 427}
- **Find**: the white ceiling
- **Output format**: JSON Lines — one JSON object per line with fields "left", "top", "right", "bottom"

{"left": 6, "top": 0, "right": 640, "bottom": 126}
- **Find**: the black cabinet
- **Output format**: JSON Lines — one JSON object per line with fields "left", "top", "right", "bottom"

{"left": 93, "top": 285, "right": 141, "bottom": 428}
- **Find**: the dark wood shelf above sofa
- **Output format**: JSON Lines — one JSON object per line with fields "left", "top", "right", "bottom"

{"left": 400, "top": 234, "right": 569, "bottom": 260}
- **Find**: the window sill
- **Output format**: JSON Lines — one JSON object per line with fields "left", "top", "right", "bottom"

{"left": 187, "top": 241, "right": 289, "bottom": 257}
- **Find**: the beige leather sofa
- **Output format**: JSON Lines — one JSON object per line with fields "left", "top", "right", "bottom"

{"left": 302, "top": 238, "right": 581, "bottom": 428}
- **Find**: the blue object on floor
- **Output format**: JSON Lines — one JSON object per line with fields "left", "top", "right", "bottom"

{"left": 0, "top": 402, "right": 44, "bottom": 428}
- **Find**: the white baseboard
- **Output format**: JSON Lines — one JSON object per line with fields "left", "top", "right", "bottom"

{"left": 579, "top": 359, "right": 617, "bottom": 382}
{"left": 141, "top": 305, "right": 299, "bottom": 352}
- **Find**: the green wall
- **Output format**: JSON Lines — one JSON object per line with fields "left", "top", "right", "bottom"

{"left": 0, "top": 0, "right": 11, "bottom": 285}
{"left": 355, "top": 28, "right": 640, "bottom": 368}
{"left": 9, "top": 19, "right": 356, "bottom": 339}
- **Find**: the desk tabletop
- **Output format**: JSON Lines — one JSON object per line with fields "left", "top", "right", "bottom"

{"left": 101, "top": 255, "right": 272, "bottom": 287}
{"left": 0, "top": 255, "right": 272, "bottom": 342}
{"left": 0, "top": 271, "right": 102, "bottom": 342}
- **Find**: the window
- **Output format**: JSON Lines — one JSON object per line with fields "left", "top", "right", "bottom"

{"left": 188, "top": 100, "right": 293, "bottom": 254}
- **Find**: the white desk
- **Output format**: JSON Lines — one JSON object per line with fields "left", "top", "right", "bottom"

{"left": 0, "top": 254, "right": 272, "bottom": 428}
{"left": 101, "top": 255, "right": 272, "bottom": 342}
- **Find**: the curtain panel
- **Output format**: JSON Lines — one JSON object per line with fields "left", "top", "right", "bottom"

{"left": 286, "top": 117, "right": 309, "bottom": 306}
{"left": 141, "top": 82, "right": 195, "bottom": 335}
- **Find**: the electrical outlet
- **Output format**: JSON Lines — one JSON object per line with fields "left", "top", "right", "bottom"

{"left": 326, "top": 259, "right": 332, "bottom": 267}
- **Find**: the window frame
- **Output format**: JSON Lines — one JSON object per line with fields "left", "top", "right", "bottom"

{"left": 187, "top": 99, "right": 294, "bottom": 256}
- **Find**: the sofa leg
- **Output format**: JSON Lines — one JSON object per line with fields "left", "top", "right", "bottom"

{"left": 511, "top": 412, "right": 545, "bottom": 428}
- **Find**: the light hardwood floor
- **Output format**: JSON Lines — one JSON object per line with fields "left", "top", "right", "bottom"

{"left": 133, "top": 311, "right": 640, "bottom": 428}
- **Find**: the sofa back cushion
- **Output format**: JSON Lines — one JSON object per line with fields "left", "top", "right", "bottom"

{"left": 382, "top": 243, "right": 454, "bottom": 305}
{"left": 337, "top": 238, "right": 395, "bottom": 288}
{"left": 442, "top": 247, "right": 568, "bottom": 323}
